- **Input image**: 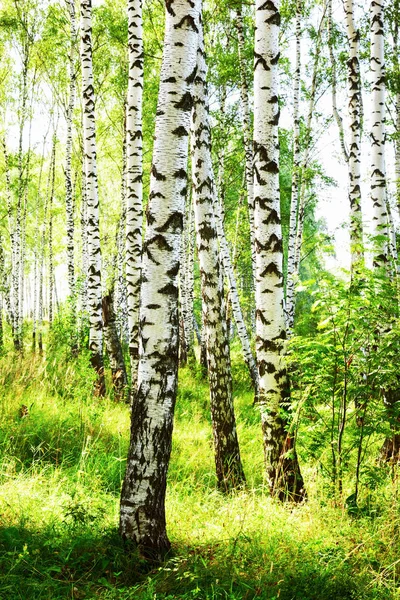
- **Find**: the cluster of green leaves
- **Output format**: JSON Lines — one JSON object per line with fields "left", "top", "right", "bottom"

{"left": 289, "top": 269, "right": 400, "bottom": 504}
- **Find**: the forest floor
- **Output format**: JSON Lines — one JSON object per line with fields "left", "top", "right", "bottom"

{"left": 0, "top": 349, "right": 399, "bottom": 599}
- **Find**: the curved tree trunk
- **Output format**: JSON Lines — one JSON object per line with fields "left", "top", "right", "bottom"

{"left": 120, "top": 0, "right": 202, "bottom": 559}
{"left": 253, "top": 0, "right": 305, "bottom": 501}
{"left": 191, "top": 23, "right": 246, "bottom": 491}
{"left": 80, "top": 0, "right": 105, "bottom": 395}
{"left": 126, "top": 0, "right": 143, "bottom": 397}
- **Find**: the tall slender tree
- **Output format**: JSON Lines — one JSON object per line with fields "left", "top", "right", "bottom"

{"left": 125, "top": 0, "right": 143, "bottom": 396}
{"left": 253, "top": 0, "right": 305, "bottom": 500}
{"left": 65, "top": 0, "right": 77, "bottom": 300}
{"left": 120, "top": 0, "right": 202, "bottom": 558}
{"left": 343, "top": 0, "right": 365, "bottom": 270}
{"left": 191, "top": 23, "right": 246, "bottom": 490}
{"left": 285, "top": 0, "right": 302, "bottom": 333}
{"left": 80, "top": 0, "right": 105, "bottom": 395}
{"left": 370, "top": 0, "right": 389, "bottom": 267}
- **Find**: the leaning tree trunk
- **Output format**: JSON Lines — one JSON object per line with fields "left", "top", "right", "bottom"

{"left": 66, "top": 0, "right": 77, "bottom": 299}
{"left": 80, "top": 0, "right": 105, "bottom": 395}
{"left": 253, "top": 0, "right": 305, "bottom": 501}
{"left": 343, "top": 0, "right": 365, "bottom": 270}
{"left": 126, "top": 0, "right": 143, "bottom": 397}
{"left": 285, "top": 0, "right": 302, "bottom": 334}
{"left": 370, "top": 0, "right": 389, "bottom": 267}
{"left": 120, "top": 0, "right": 202, "bottom": 559}
{"left": 191, "top": 23, "right": 246, "bottom": 491}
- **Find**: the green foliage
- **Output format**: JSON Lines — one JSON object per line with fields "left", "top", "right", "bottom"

{"left": 289, "top": 269, "right": 400, "bottom": 501}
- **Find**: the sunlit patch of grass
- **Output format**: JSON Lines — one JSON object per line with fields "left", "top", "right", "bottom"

{"left": 0, "top": 353, "right": 398, "bottom": 598}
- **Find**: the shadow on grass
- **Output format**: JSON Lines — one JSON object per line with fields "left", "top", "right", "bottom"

{"left": 0, "top": 523, "right": 384, "bottom": 600}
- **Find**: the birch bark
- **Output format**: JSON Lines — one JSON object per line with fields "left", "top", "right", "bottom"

{"left": 370, "top": 0, "right": 389, "bottom": 267}
{"left": 285, "top": 0, "right": 302, "bottom": 333}
{"left": 191, "top": 25, "right": 246, "bottom": 490}
{"left": 80, "top": 0, "right": 105, "bottom": 395}
{"left": 343, "top": 0, "right": 365, "bottom": 269}
{"left": 236, "top": 7, "right": 256, "bottom": 283}
{"left": 253, "top": 0, "right": 305, "bottom": 500}
{"left": 120, "top": 0, "right": 202, "bottom": 558}
{"left": 126, "top": 0, "right": 143, "bottom": 396}
{"left": 66, "top": 0, "right": 77, "bottom": 299}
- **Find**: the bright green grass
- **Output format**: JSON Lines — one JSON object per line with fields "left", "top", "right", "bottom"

{"left": 0, "top": 352, "right": 399, "bottom": 599}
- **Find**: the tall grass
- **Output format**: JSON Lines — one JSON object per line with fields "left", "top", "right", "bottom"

{"left": 0, "top": 350, "right": 399, "bottom": 599}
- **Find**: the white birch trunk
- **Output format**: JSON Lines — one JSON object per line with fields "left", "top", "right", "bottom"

{"left": 390, "top": 2, "right": 400, "bottom": 216}
{"left": 343, "top": 0, "right": 365, "bottom": 269}
{"left": 236, "top": 8, "right": 256, "bottom": 283}
{"left": 370, "top": 0, "right": 389, "bottom": 268}
{"left": 285, "top": 0, "right": 302, "bottom": 333}
{"left": 2, "top": 137, "right": 17, "bottom": 344}
{"left": 126, "top": 0, "right": 143, "bottom": 395}
{"left": 65, "top": 0, "right": 77, "bottom": 299}
{"left": 80, "top": 0, "right": 105, "bottom": 394}
{"left": 120, "top": 0, "right": 202, "bottom": 558}
{"left": 253, "top": 0, "right": 304, "bottom": 500}
{"left": 191, "top": 24, "right": 246, "bottom": 490}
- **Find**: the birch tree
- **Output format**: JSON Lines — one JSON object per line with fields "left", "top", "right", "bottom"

{"left": 253, "top": 0, "right": 305, "bottom": 500}
{"left": 370, "top": 0, "right": 389, "bottom": 267}
{"left": 80, "top": 0, "right": 105, "bottom": 395}
{"left": 191, "top": 24, "right": 245, "bottom": 490}
{"left": 343, "top": 0, "right": 365, "bottom": 269}
{"left": 65, "top": 0, "right": 77, "bottom": 300}
{"left": 120, "top": 0, "right": 202, "bottom": 558}
{"left": 285, "top": 0, "right": 302, "bottom": 333}
{"left": 125, "top": 0, "right": 143, "bottom": 396}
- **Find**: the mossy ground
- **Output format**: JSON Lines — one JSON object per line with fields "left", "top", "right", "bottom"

{"left": 0, "top": 350, "right": 399, "bottom": 599}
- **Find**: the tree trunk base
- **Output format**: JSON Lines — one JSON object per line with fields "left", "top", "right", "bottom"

{"left": 380, "top": 434, "right": 400, "bottom": 463}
